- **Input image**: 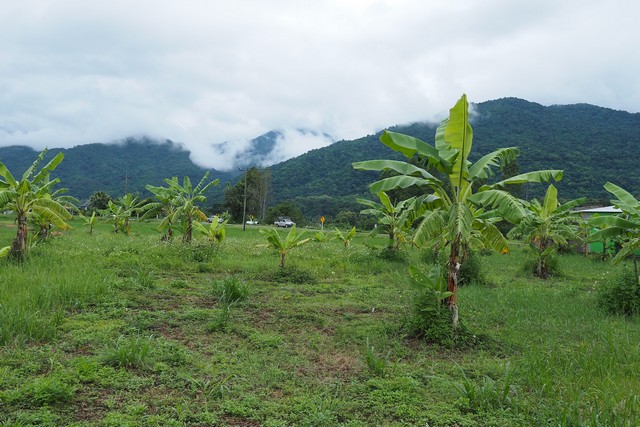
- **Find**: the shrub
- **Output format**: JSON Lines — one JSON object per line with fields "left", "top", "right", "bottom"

{"left": 458, "top": 250, "right": 486, "bottom": 286}
{"left": 377, "top": 246, "right": 407, "bottom": 263}
{"left": 597, "top": 269, "right": 640, "bottom": 316}
{"left": 421, "top": 247, "right": 444, "bottom": 265}
{"left": 404, "top": 264, "right": 473, "bottom": 347}
{"left": 264, "top": 266, "right": 317, "bottom": 284}
{"left": 523, "top": 253, "right": 560, "bottom": 278}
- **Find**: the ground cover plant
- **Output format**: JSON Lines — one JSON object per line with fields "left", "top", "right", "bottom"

{"left": 1, "top": 216, "right": 640, "bottom": 426}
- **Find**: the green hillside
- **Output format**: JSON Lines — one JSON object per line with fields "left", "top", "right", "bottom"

{"left": 0, "top": 138, "right": 240, "bottom": 203}
{"left": 271, "top": 98, "right": 640, "bottom": 208}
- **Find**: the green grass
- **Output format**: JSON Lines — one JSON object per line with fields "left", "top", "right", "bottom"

{"left": 1, "top": 217, "right": 640, "bottom": 425}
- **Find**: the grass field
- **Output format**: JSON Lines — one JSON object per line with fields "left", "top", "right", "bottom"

{"left": 1, "top": 216, "right": 639, "bottom": 426}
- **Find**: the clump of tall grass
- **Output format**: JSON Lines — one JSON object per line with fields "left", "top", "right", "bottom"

{"left": 212, "top": 277, "right": 249, "bottom": 304}
{"left": 363, "top": 337, "right": 388, "bottom": 377}
{"left": 101, "top": 334, "right": 155, "bottom": 369}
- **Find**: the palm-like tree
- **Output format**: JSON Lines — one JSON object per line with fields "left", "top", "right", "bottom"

{"left": 353, "top": 94, "right": 563, "bottom": 323}
{"left": 357, "top": 192, "right": 426, "bottom": 249}
{"left": 0, "top": 149, "right": 71, "bottom": 259}
{"left": 508, "top": 184, "right": 586, "bottom": 278}
{"left": 103, "top": 193, "right": 146, "bottom": 235}
{"left": 31, "top": 187, "right": 80, "bottom": 240}
{"left": 142, "top": 183, "right": 180, "bottom": 241}
{"left": 163, "top": 173, "right": 219, "bottom": 243}
{"left": 261, "top": 226, "right": 310, "bottom": 268}
{"left": 590, "top": 182, "right": 640, "bottom": 282}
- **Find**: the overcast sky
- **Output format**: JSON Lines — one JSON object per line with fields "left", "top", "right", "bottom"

{"left": 1, "top": 0, "right": 638, "bottom": 170}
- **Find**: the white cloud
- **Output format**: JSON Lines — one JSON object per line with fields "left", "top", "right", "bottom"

{"left": 0, "top": 0, "right": 638, "bottom": 168}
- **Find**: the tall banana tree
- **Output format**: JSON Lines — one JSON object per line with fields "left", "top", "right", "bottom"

{"left": 590, "top": 182, "right": 640, "bottom": 282}
{"left": 508, "top": 184, "right": 586, "bottom": 278}
{"left": 162, "top": 173, "right": 219, "bottom": 243}
{"left": 353, "top": 94, "right": 563, "bottom": 324}
{"left": 0, "top": 149, "right": 71, "bottom": 259}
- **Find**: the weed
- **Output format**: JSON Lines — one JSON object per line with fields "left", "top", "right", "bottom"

{"left": 8, "top": 375, "right": 76, "bottom": 407}
{"left": 455, "top": 363, "right": 519, "bottom": 412}
{"left": 212, "top": 277, "right": 249, "bottom": 304}
{"left": 102, "top": 334, "right": 155, "bottom": 369}
{"left": 207, "top": 303, "right": 235, "bottom": 332}
{"left": 364, "top": 337, "right": 388, "bottom": 377}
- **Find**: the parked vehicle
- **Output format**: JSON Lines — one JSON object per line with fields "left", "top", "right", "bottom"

{"left": 274, "top": 217, "right": 295, "bottom": 227}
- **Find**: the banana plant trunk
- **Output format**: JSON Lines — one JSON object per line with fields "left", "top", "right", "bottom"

{"left": 184, "top": 218, "right": 193, "bottom": 243}
{"left": 447, "top": 233, "right": 461, "bottom": 327}
{"left": 10, "top": 213, "right": 28, "bottom": 260}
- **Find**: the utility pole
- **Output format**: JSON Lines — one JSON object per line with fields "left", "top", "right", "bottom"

{"left": 239, "top": 168, "right": 248, "bottom": 231}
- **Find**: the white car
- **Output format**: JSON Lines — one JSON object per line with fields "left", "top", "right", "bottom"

{"left": 274, "top": 217, "right": 295, "bottom": 227}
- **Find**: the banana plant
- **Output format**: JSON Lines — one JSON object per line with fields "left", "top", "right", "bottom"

{"left": 408, "top": 264, "right": 453, "bottom": 310}
{"left": 260, "top": 226, "right": 310, "bottom": 268}
{"left": 0, "top": 149, "right": 71, "bottom": 259}
{"left": 194, "top": 215, "right": 228, "bottom": 243}
{"left": 141, "top": 183, "right": 180, "bottom": 241}
{"left": 334, "top": 226, "right": 357, "bottom": 247}
{"left": 358, "top": 192, "right": 427, "bottom": 249}
{"left": 353, "top": 94, "right": 563, "bottom": 324}
{"left": 507, "top": 184, "right": 586, "bottom": 278}
{"left": 162, "top": 173, "right": 219, "bottom": 243}
{"left": 30, "top": 187, "right": 79, "bottom": 240}
{"left": 102, "top": 193, "right": 146, "bottom": 235}
{"left": 590, "top": 182, "right": 640, "bottom": 282}
{"left": 79, "top": 211, "right": 98, "bottom": 234}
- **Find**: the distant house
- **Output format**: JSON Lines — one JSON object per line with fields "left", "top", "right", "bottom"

{"left": 577, "top": 206, "right": 623, "bottom": 254}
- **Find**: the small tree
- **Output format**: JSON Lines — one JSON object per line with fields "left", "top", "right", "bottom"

{"left": 357, "top": 192, "right": 426, "bottom": 249}
{"left": 590, "top": 182, "right": 640, "bottom": 283}
{"left": 163, "top": 173, "right": 219, "bottom": 243}
{"left": 508, "top": 184, "right": 586, "bottom": 278}
{"left": 261, "top": 226, "right": 310, "bottom": 268}
{"left": 79, "top": 211, "right": 98, "bottom": 234}
{"left": 103, "top": 193, "right": 146, "bottom": 235}
{"left": 194, "top": 216, "right": 228, "bottom": 243}
{"left": 87, "top": 191, "right": 111, "bottom": 213}
{"left": 0, "top": 149, "right": 71, "bottom": 259}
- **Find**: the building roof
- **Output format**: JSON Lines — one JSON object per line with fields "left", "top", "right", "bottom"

{"left": 577, "top": 206, "right": 622, "bottom": 213}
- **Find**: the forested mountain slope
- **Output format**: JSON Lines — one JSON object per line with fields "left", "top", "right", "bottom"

{"left": 270, "top": 98, "right": 640, "bottom": 205}
{"left": 0, "top": 138, "right": 239, "bottom": 202}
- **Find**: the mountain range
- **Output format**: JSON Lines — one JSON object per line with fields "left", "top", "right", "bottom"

{"left": 1, "top": 97, "right": 639, "bottom": 217}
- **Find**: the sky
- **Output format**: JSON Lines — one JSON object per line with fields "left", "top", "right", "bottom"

{"left": 1, "top": 0, "right": 638, "bottom": 170}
